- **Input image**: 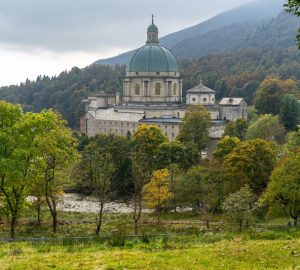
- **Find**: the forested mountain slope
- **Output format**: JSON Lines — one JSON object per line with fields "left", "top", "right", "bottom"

{"left": 96, "top": 0, "right": 285, "bottom": 65}
{"left": 172, "top": 12, "right": 300, "bottom": 59}
{"left": 1, "top": 48, "right": 300, "bottom": 128}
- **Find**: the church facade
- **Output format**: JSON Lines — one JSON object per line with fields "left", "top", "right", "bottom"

{"left": 80, "top": 19, "right": 247, "bottom": 148}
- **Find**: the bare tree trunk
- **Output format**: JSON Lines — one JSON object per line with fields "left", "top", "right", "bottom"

{"left": 133, "top": 192, "right": 142, "bottom": 235}
{"left": 206, "top": 218, "right": 210, "bottom": 230}
{"left": 37, "top": 204, "right": 41, "bottom": 226}
{"left": 157, "top": 208, "right": 161, "bottom": 223}
{"left": 96, "top": 202, "right": 104, "bottom": 235}
{"left": 239, "top": 219, "right": 243, "bottom": 231}
{"left": 10, "top": 214, "right": 17, "bottom": 239}
{"left": 294, "top": 217, "right": 298, "bottom": 227}
{"left": 1, "top": 184, "right": 24, "bottom": 239}
{"left": 46, "top": 196, "right": 57, "bottom": 233}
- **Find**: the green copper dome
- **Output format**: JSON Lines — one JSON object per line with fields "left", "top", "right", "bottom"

{"left": 147, "top": 24, "right": 158, "bottom": 32}
{"left": 127, "top": 44, "right": 179, "bottom": 72}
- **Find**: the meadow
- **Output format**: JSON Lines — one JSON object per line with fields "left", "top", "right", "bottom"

{"left": 0, "top": 210, "right": 300, "bottom": 269}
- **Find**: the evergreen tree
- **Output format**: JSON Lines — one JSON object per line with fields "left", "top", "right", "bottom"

{"left": 280, "top": 94, "right": 300, "bottom": 131}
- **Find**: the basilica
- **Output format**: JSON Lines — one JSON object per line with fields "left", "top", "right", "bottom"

{"left": 80, "top": 18, "right": 247, "bottom": 155}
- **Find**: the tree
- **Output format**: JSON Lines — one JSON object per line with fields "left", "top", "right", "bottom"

{"left": 212, "top": 136, "right": 241, "bottom": 161}
{"left": 181, "top": 142, "right": 202, "bottom": 170}
{"left": 254, "top": 77, "right": 298, "bottom": 115}
{"left": 223, "top": 118, "right": 248, "bottom": 140}
{"left": 131, "top": 155, "right": 150, "bottom": 234}
{"left": 285, "top": 0, "right": 300, "bottom": 48}
{"left": 37, "top": 110, "right": 78, "bottom": 234}
{"left": 131, "top": 124, "right": 167, "bottom": 173}
{"left": 241, "top": 80, "right": 260, "bottom": 105}
{"left": 28, "top": 179, "right": 46, "bottom": 226}
{"left": 261, "top": 150, "right": 300, "bottom": 226}
{"left": 224, "top": 139, "right": 278, "bottom": 195}
{"left": 222, "top": 185, "right": 257, "bottom": 230}
{"left": 91, "top": 152, "right": 115, "bottom": 235}
{"left": 177, "top": 105, "right": 211, "bottom": 153}
{"left": 215, "top": 79, "right": 228, "bottom": 100}
{"left": 156, "top": 140, "right": 200, "bottom": 171}
{"left": 280, "top": 94, "right": 300, "bottom": 131}
{"left": 131, "top": 125, "right": 167, "bottom": 234}
{"left": 246, "top": 114, "right": 286, "bottom": 144}
{"left": 285, "top": 129, "right": 300, "bottom": 150}
{"left": 143, "top": 169, "right": 173, "bottom": 222}
{"left": 156, "top": 141, "right": 184, "bottom": 169}
{"left": 176, "top": 165, "right": 216, "bottom": 229}
{"left": 176, "top": 166, "right": 208, "bottom": 211}
{"left": 247, "top": 106, "right": 259, "bottom": 124}
{"left": 0, "top": 102, "right": 63, "bottom": 238}
{"left": 88, "top": 134, "right": 132, "bottom": 197}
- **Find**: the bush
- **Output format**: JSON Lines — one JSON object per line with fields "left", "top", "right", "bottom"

{"left": 109, "top": 230, "right": 125, "bottom": 247}
{"left": 141, "top": 232, "right": 150, "bottom": 244}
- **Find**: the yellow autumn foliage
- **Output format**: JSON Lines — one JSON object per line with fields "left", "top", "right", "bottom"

{"left": 142, "top": 169, "right": 174, "bottom": 210}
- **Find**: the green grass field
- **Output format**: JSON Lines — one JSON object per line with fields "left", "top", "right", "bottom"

{"left": 1, "top": 210, "right": 300, "bottom": 269}
{"left": 0, "top": 237, "right": 300, "bottom": 269}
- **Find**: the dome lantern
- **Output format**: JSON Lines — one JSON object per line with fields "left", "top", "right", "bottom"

{"left": 147, "top": 14, "right": 159, "bottom": 44}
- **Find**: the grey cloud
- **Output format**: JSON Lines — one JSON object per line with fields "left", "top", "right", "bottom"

{"left": 0, "top": 0, "right": 252, "bottom": 52}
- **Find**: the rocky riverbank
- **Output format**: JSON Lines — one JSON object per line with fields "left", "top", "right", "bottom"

{"left": 59, "top": 193, "right": 150, "bottom": 214}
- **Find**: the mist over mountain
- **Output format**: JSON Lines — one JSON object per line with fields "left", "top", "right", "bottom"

{"left": 95, "top": 0, "right": 286, "bottom": 65}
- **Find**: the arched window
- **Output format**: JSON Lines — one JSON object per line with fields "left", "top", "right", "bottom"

{"left": 134, "top": 84, "right": 140, "bottom": 95}
{"left": 155, "top": 82, "right": 161, "bottom": 95}
{"left": 203, "top": 97, "right": 207, "bottom": 102}
{"left": 173, "top": 83, "right": 177, "bottom": 95}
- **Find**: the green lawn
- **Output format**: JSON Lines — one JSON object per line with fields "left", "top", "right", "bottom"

{"left": 0, "top": 237, "right": 299, "bottom": 269}
{"left": 1, "top": 210, "right": 300, "bottom": 269}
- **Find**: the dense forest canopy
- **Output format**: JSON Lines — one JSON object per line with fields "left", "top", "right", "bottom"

{"left": 0, "top": 47, "right": 300, "bottom": 128}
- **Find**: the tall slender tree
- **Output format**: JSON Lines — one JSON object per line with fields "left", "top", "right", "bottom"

{"left": 280, "top": 94, "right": 300, "bottom": 131}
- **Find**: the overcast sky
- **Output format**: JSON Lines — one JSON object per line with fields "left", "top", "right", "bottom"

{"left": 0, "top": 0, "right": 255, "bottom": 86}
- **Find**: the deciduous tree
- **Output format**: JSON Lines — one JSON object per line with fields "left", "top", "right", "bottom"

{"left": 223, "top": 118, "right": 248, "bottom": 140}
{"left": 222, "top": 185, "right": 257, "bottom": 230}
{"left": 177, "top": 105, "right": 211, "bottom": 153}
{"left": 131, "top": 125, "right": 167, "bottom": 234}
{"left": 261, "top": 150, "right": 300, "bottom": 226}
{"left": 0, "top": 102, "right": 65, "bottom": 238}
{"left": 143, "top": 169, "right": 173, "bottom": 222}
{"left": 91, "top": 152, "right": 115, "bottom": 235}
{"left": 254, "top": 77, "right": 297, "bottom": 115}
{"left": 224, "top": 139, "right": 278, "bottom": 195}
{"left": 212, "top": 136, "right": 241, "bottom": 161}
{"left": 246, "top": 114, "right": 286, "bottom": 144}
{"left": 37, "top": 111, "right": 78, "bottom": 234}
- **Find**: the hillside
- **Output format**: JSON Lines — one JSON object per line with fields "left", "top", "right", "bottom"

{"left": 95, "top": 0, "right": 285, "bottom": 66}
{"left": 1, "top": 47, "right": 300, "bottom": 128}
{"left": 172, "top": 12, "right": 300, "bottom": 59}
